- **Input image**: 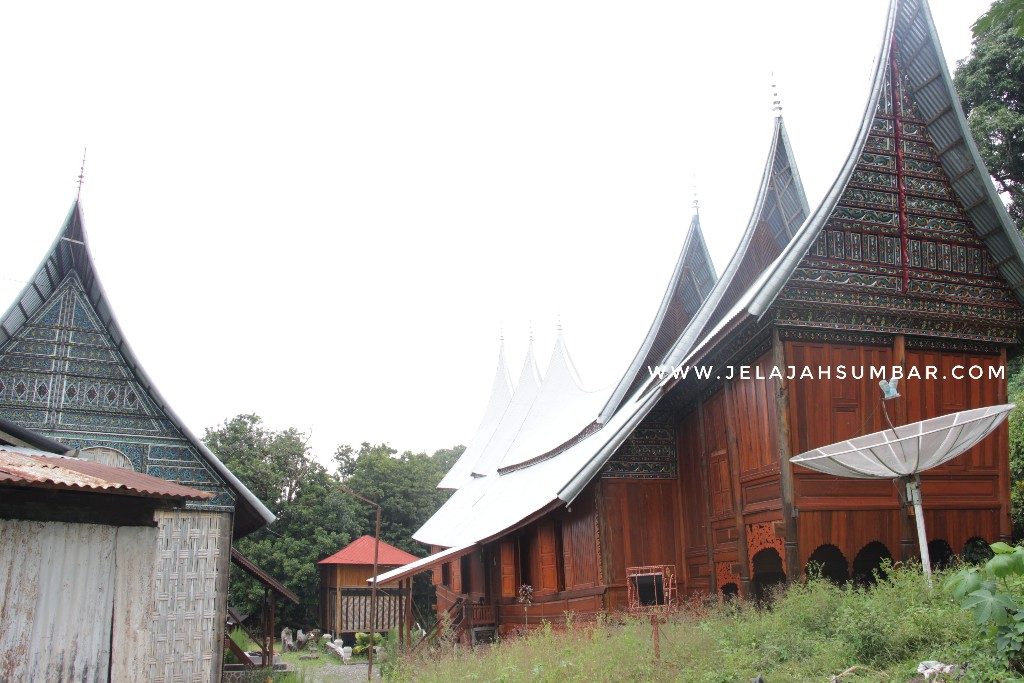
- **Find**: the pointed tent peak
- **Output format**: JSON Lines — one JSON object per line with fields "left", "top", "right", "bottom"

{"left": 436, "top": 337, "right": 515, "bottom": 489}
{"left": 519, "top": 334, "right": 543, "bottom": 387}
{"left": 546, "top": 324, "right": 587, "bottom": 392}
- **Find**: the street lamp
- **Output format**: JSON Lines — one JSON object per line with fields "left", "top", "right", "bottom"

{"left": 338, "top": 484, "right": 381, "bottom": 681}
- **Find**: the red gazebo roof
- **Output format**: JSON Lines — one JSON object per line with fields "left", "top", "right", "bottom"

{"left": 318, "top": 535, "right": 420, "bottom": 566}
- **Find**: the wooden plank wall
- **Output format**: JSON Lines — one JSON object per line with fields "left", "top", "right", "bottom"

{"left": 787, "top": 340, "right": 1008, "bottom": 576}
{"left": 597, "top": 477, "right": 681, "bottom": 611}
{"left": 672, "top": 349, "right": 783, "bottom": 597}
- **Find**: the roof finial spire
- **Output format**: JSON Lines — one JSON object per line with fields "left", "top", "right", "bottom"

{"left": 770, "top": 72, "right": 782, "bottom": 116}
{"left": 556, "top": 313, "right": 563, "bottom": 333}
{"left": 691, "top": 173, "right": 700, "bottom": 217}
{"left": 76, "top": 147, "right": 87, "bottom": 201}
{"left": 528, "top": 320, "right": 534, "bottom": 342}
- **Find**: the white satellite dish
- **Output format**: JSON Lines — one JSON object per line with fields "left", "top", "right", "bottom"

{"left": 791, "top": 403, "right": 1014, "bottom": 583}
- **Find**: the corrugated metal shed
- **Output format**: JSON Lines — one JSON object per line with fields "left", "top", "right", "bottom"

{"left": 0, "top": 449, "right": 213, "bottom": 501}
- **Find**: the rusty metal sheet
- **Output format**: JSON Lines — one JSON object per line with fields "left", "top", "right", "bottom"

{"left": 0, "top": 448, "right": 212, "bottom": 501}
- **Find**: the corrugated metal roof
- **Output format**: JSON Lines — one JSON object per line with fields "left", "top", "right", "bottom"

{"left": 0, "top": 448, "right": 213, "bottom": 501}
{"left": 318, "top": 535, "right": 420, "bottom": 566}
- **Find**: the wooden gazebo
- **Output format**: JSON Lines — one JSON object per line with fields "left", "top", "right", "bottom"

{"left": 318, "top": 535, "right": 418, "bottom": 637}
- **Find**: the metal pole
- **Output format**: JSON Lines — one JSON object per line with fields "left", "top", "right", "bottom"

{"left": 336, "top": 484, "right": 383, "bottom": 680}
{"left": 908, "top": 475, "right": 932, "bottom": 586}
{"left": 368, "top": 505, "right": 381, "bottom": 680}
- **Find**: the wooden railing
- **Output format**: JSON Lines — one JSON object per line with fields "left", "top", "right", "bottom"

{"left": 468, "top": 604, "right": 495, "bottom": 626}
{"left": 410, "top": 597, "right": 464, "bottom": 657}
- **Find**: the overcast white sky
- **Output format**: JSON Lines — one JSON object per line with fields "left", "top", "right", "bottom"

{"left": 0, "top": 1, "right": 992, "bottom": 461}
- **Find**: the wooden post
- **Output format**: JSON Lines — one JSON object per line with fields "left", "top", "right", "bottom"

{"left": 269, "top": 591, "right": 276, "bottom": 667}
{"left": 892, "top": 334, "right": 917, "bottom": 561}
{"left": 405, "top": 577, "right": 414, "bottom": 649}
{"left": 368, "top": 508, "right": 381, "bottom": 681}
{"left": 722, "top": 380, "right": 751, "bottom": 597}
{"left": 695, "top": 398, "right": 718, "bottom": 593}
{"left": 999, "top": 346, "right": 1012, "bottom": 542}
{"left": 772, "top": 328, "right": 800, "bottom": 581}
{"left": 335, "top": 585, "right": 342, "bottom": 638}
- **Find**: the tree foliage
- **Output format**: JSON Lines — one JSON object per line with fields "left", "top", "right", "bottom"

{"left": 973, "top": 0, "right": 1024, "bottom": 40}
{"left": 205, "top": 414, "right": 462, "bottom": 628}
{"left": 955, "top": 0, "right": 1024, "bottom": 230}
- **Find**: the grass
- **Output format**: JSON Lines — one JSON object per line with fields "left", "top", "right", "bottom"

{"left": 387, "top": 566, "right": 1020, "bottom": 682}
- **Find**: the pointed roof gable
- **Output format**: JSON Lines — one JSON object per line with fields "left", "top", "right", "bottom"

{"left": 0, "top": 202, "right": 274, "bottom": 537}
{"left": 437, "top": 341, "right": 513, "bottom": 489}
{"left": 661, "top": 0, "right": 1024, "bottom": 374}
{"left": 743, "top": 0, "right": 1024, "bottom": 322}
{"left": 600, "top": 214, "right": 716, "bottom": 420}
{"left": 702, "top": 115, "right": 809, "bottom": 330}
{"left": 497, "top": 331, "right": 606, "bottom": 472}
{"left": 468, "top": 340, "right": 542, "bottom": 478}
{"left": 318, "top": 535, "right": 420, "bottom": 566}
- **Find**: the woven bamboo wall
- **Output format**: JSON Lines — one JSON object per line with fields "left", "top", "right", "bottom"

{"left": 146, "top": 510, "right": 232, "bottom": 682}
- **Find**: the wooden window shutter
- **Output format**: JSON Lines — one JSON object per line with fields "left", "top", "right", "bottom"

{"left": 537, "top": 521, "right": 559, "bottom": 594}
{"left": 500, "top": 540, "right": 517, "bottom": 597}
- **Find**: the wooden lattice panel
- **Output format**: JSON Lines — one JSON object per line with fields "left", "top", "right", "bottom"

{"left": 147, "top": 511, "right": 231, "bottom": 682}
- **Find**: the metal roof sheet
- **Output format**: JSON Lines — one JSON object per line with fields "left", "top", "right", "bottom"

{"left": 0, "top": 448, "right": 213, "bottom": 501}
{"left": 437, "top": 342, "right": 512, "bottom": 489}
{"left": 317, "top": 535, "right": 420, "bottom": 566}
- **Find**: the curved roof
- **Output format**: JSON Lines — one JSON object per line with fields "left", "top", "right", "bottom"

{"left": 498, "top": 332, "right": 608, "bottom": 472}
{"left": 0, "top": 202, "right": 275, "bottom": 537}
{"left": 600, "top": 215, "right": 716, "bottom": 420}
{"left": 744, "top": 0, "right": 1024, "bottom": 321}
{"left": 411, "top": 0, "right": 1024, "bottom": 560}
{"left": 436, "top": 341, "right": 512, "bottom": 489}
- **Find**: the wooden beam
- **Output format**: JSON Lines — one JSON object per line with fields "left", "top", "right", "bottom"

{"left": 722, "top": 381, "right": 751, "bottom": 597}
{"left": 892, "top": 334, "right": 917, "bottom": 563}
{"left": 999, "top": 346, "right": 1012, "bottom": 543}
{"left": 924, "top": 104, "right": 953, "bottom": 127}
{"left": 674, "top": 414, "right": 691, "bottom": 591}
{"left": 695, "top": 398, "right": 718, "bottom": 594}
{"left": 771, "top": 328, "right": 800, "bottom": 581}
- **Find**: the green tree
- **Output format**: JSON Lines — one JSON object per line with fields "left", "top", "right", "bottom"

{"left": 955, "top": 0, "right": 1024, "bottom": 229}
{"left": 335, "top": 441, "right": 463, "bottom": 625}
{"left": 206, "top": 415, "right": 361, "bottom": 626}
